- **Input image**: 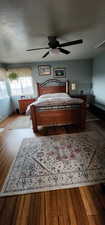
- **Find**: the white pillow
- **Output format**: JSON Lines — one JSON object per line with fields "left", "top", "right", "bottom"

{"left": 39, "top": 93, "right": 69, "bottom": 99}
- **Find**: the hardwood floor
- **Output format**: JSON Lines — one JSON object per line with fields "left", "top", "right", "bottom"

{"left": 0, "top": 114, "right": 105, "bottom": 225}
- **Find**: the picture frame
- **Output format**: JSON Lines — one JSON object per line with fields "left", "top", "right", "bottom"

{"left": 38, "top": 65, "right": 51, "bottom": 76}
{"left": 53, "top": 68, "right": 66, "bottom": 78}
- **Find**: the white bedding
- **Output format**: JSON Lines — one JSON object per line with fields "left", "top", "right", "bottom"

{"left": 26, "top": 93, "right": 84, "bottom": 115}
{"left": 37, "top": 93, "right": 71, "bottom": 103}
{"left": 38, "top": 93, "right": 70, "bottom": 99}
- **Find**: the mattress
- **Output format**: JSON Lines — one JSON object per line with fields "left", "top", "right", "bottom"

{"left": 26, "top": 93, "right": 84, "bottom": 114}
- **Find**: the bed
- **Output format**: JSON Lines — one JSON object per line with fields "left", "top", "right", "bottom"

{"left": 27, "top": 79, "right": 86, "bottom": 132}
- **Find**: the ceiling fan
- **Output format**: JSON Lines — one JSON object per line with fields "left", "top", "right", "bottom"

{"left": 26, "top": 36, "right": 83, "bottom": 58}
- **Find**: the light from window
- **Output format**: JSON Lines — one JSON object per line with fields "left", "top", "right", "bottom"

{"left": 0, "top": 81, "right": 8, "bottom": 98}
{"left": 9, "top": 76, "right": 34, "bottom": 96}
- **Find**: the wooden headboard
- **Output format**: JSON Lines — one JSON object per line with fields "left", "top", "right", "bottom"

{"left": 37, "top": 79, "right": 69, "bottom": 96}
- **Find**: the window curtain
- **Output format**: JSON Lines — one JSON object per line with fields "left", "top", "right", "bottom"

{"left": 7, "top": 67, "right": 32, "bottom": 77}
{"left": 0, "top": 68, "right": 8, "bottom": 98}
{"left": 7, "top": 67, "right": 34, "bottom": 96}
{"left": 0, "top": 68, "right": 6, "bottom": 81}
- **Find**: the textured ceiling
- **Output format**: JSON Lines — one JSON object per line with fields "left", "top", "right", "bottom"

{"left": 0, "top": 0, "right": 105, "bottom": 63}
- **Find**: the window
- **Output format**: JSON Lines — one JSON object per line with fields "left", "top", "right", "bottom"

{"left": 0, "top": 80, "right": 8, "bottom": 98}
{"left": 9, "top": 76, "right": 34, "bottom": 96}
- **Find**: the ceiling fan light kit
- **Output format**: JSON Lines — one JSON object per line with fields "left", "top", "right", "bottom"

{"left": 50, "top": 48, "right": 61, "bottom": 55}
{"left": 26, "top": 36, "right": 83, "bottom": 58}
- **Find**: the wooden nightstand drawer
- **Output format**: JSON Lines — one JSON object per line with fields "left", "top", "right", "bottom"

{"left": 18, "top": 98, "right": 35, "bottom": 114}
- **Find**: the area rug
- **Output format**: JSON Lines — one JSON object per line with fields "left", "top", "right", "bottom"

{"left": 0, "top": 128, "right": 5, "bottom": 136}
{"left": 0, "top": 128, "right": 5, "bottom": 132}
{"left": 7, "top": 116, "right": 32, "bottom": 129}
{"left": 1, "top": 131, "right": 105, "bottom": 197}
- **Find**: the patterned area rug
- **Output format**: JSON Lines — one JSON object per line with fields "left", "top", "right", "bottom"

{"left": 1, "top": 131, "right": 105, "bottom": 196}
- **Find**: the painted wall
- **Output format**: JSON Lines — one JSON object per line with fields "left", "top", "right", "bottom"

{"left": 10, "top": 59, "right": 92, "bottom": 110}
{"left": 0, "top": 97, "right": 13, "bottom": 121}
{"left": 0, "top": 79, "right": 13, "bottom": 121}
{"left": 92, "top": 52, "right": 105, "bottom": 110}
{"left": 5, "top": 59, "right": 93, "bottom": 111}
{"left": 32, "top": 59, "right": 92, "bottom": 96}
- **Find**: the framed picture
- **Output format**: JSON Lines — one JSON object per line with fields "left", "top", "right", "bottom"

{"left": 38, "top": 65, "right": 51, "bottom": 76}
{"left": 53, "top": 68, "right": 66, "bottom": 78}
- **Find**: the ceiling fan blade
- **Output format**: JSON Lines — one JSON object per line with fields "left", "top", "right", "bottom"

{"left": 26, "top": 47, "right": 49, "bottom": 51}
{"left": 59, "top": 39, "right": 83, "bottom": 47}
{"left": 59, "top": 48, "right": 70, "bottom": 55}
{"left": 42, "top": 51, "right": 49, "bottom": 58}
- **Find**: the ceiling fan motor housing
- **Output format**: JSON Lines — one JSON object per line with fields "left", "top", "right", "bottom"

{"left": 48, "top": 36, "right": 59, "bottom": 49}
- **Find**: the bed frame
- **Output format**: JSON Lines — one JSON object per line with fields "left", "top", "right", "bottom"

{"left": 30, "top": 79, "right": 86, "bottom": 132}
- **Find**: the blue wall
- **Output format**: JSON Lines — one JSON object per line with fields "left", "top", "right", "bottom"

{"left": 92, "top": 52, "right": 105, "bottom": 110}
{"left": 0, "top": 59, "right": 93, "bottom": 118}
{"left": 0, "top": 97, "right": 13, "bottom": 121}
{"left": 0, "top": 76, "right": 13, "bottom": 122}
{"left": 1, "top": 55, "right": 105, "bottom": 117}
{"left": 32, "top": 59, "right": 93, "bottom": 96}
{"left": 10, "top": 59, "right": 92, "bottom": 110}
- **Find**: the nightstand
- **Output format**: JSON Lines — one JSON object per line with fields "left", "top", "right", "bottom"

{"left": 70, "top": 94, "right": 88, "bottom": 106}
{"left": 70, "top": 94, "right": 87, "bottom": 101}
{"left": 18, "top": 98, "right": 36, "bottom": 114}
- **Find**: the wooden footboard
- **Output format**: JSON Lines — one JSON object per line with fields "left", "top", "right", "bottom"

{"left": 31, "top": 102, "right": 86, "bottom": 133}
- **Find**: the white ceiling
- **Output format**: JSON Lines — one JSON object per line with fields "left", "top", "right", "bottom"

{"left": 0, "top": 0, "right": 105, "bottom": 63}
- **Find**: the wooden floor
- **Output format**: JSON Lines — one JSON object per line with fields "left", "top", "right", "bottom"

{"left": 0, "top": 114, "right": 105, "bottom": 225}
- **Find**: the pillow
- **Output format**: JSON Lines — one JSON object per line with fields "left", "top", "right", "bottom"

{"left": 39, "top": 93, "right": 69, "bottom": 99}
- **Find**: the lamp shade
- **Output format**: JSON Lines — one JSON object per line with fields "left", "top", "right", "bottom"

{"left": 71, "top": 82, "right": 76, "bottom": 90}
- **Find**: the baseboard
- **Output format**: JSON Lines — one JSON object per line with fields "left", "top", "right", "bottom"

{"left": 0, "top": 112, "right": 14, "bottom": 123}
{"left": 90, "top": 104, "right": 105, "bottom": 120}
